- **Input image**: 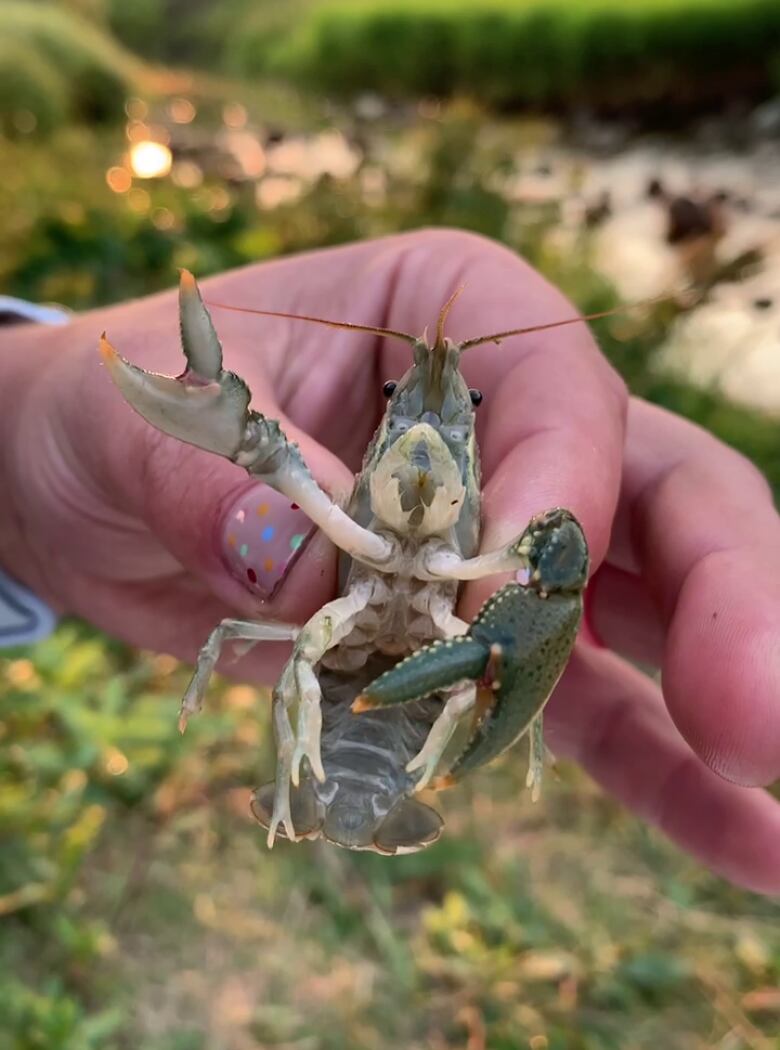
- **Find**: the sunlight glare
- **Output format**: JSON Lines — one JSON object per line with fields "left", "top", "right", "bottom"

{"left": 130, "top": 141, "right": 173, "bottom": 179}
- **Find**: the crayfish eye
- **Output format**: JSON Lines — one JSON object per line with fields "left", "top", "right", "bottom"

{"left": 469, "top": 388, "right": 483, "bottom": 406}
{"left": 382, "top": 380, "right": 397, "bottom": 397}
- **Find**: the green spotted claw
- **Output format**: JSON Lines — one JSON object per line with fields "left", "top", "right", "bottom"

{"left": 354, "top": 510, "right": 589, "bottom": 797}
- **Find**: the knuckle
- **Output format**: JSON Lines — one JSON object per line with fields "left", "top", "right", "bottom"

{"left": 603, "top": 363, "right": 629, "bottom": 416}
{"left": 396, "top": 226, "right": 531, "bottom": 280}
{"left": 410, "top": 226, "right": 505, "bottom": 257}
{"left": 701, "top": 432, "right": 773, "bottom": 502}
{"left": 644, "top": 435, "right": 773, "bottom": 514}
{"left": 726, "top": 447, "right": 774, "bottom": 502}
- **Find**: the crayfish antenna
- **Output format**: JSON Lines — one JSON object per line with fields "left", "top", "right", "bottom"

{"left": 205, "top": 300, "right": 418, "bottom": 347}
{"left": 459, "top": 292, "right": 673, "bottom": 350}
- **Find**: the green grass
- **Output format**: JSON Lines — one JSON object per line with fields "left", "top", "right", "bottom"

{"left": 0, "top": 1, "right": 137, "bottom": 136}
{"left": 242, "top": 0, "right": 780, "bottom": 111}
{"left": 2, "top": 630, "right": 778, "bottom": 1049}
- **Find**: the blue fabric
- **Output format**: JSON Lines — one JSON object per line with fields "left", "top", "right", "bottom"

{"left": 0, "top": 296, "right": 71, "bottom": 327}
{"left": 0, "top": 569, "right": 58, "bottom": 646}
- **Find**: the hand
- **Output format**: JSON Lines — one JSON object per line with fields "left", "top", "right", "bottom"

{"left": 2, "top": 230, "right": 778, "bottom": 893}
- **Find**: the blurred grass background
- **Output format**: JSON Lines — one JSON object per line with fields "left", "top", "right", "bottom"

{"left": 1, "top": 2, "right": 779, "bottom": 1048}
{"left": 233, "top": 0, "right": 780, "bottom": 112}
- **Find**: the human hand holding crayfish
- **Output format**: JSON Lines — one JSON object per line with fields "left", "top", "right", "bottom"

{"left": 2, "top": 230, "right": 778, "bottom": 888}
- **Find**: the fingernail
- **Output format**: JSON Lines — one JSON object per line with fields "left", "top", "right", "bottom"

{"left": 221, "top": 485, "right": 316, "bottom": 599}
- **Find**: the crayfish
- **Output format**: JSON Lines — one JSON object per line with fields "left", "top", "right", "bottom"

{"left": 100, "top": 271, "right": 589, "bottom": 853}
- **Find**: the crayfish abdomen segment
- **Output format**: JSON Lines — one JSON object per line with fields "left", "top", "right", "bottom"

{"left": 252, "top": 659, "right": 446, "bottom": 853}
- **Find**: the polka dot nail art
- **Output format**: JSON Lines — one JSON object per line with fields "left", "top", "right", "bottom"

{"left": 222, "top": 485, "right": 316, "bottom": 598}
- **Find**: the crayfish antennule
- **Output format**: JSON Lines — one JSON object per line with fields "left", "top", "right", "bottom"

{"left": 435, "top": 284, "right": 465, "bottom": 347}
{"left": 351, "top": 694, "right": 376, "bottom": 714}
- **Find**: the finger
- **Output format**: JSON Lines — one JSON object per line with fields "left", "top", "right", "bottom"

{"left": 622, "top": 399, "right": 780, "bottom": 786}
{"left": 547, "top": 644, "right": 780, "bottom": 895}
{"left": 473, "top": 330, "right": 625, "bottom": 582}
{"left": 49, "top": 565, "right": 298, "bottom": 682}
{"left": 586, "top": 563, "right": 665, "bottom": 667}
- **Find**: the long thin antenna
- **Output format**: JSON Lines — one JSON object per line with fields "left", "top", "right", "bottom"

{"left": 435, "top": 284, "right": 465, "bottom": 347}
{"left": 206, "top": 301, "right": 417, "bottom": 346}
{"left": 460, "top": 295, "right": 670, "bottom": 351}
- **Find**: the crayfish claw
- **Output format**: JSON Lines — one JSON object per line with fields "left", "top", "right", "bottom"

{"left": 100, "top": 333, "right": 251, "bottom": 458}
{"left": 178, "top": 666, "right": 207, "bottom": 732}
{"left": 290, "top": 660, "right": 326, "bottom": 784}
{"left": 290, "top": 738, "right": 326, "bottom": 786}
{"left": 350, "top": 693, "right": 375, "bottom": 714}
{"left": 266, "top": 798, "right": 297, "bottom": 848}
{"left": 179, "top": 269, "right": 223, "bottom": 380}
{"left": 100, "top": 271, "right": 253, "bottom": 459}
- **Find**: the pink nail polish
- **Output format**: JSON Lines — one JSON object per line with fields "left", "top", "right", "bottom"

{"left": 221, "top": 485, "right": 316, "bottom": 599}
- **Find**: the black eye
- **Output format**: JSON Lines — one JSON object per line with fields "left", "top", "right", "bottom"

{"left": 383, "top": 380, "right": 397, "bottom": 397}
{"left": 469, "top": 388, "right": 483, "bottom": 406}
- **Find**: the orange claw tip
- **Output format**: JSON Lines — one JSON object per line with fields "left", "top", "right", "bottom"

{"left": 178, "top": 267, "right": 197, "bottom": 289}
{"left": 98, "top": 333, "right": 118, "bottom": 364}
{"left": 431, "top": 774, "right": 456, "bottom": 791}
{"left": 351, "top": 694, "right": 376, "bottom": 714}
